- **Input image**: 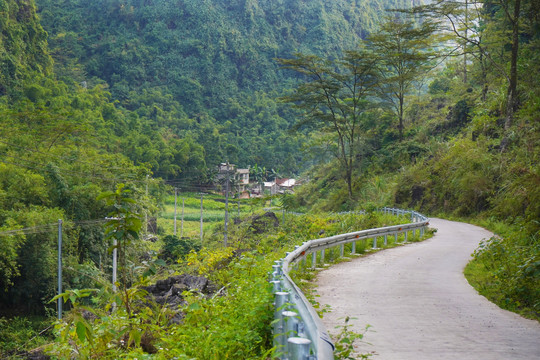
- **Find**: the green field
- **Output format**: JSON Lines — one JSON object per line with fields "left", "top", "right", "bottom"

{"left": 157, "top": 192, "right": 277, "bottom": 239}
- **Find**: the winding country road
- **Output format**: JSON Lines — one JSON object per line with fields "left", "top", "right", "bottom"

{"left": 316, "top": 218, "right": 540, "bottom": 360}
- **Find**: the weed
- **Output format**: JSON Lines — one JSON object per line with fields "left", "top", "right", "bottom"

{"left": 333, "top": 317, "right": 374, "bottom": 359}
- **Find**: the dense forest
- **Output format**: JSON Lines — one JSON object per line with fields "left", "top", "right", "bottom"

{"left": 0, "top": 0, "right": 538, "bottom": 358}
{"left": 35, "top": 0, "right": 415, "bottom": 178}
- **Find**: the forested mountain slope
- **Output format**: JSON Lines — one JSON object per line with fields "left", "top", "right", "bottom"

{"left": 1, "top": 0, "right": 422, "bottom": 314}
{"left": 0, "top": 0, "right": 51, "bottom": 95}
{"left": 35, "top": 0, "right": 414, "bottom": 175}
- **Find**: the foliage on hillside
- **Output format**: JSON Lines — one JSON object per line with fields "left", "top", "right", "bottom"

{"left": 34, "top": 0, "right": 414, "bottom": 175}
{"left": 285, "top": 0, "right": 540, "bottom": 318}
{"left": 12, "top": 211, "right": 396, "bottom": 359}
{"left": 0, "top": 0, "right": 538, "bottom": 357}
{"left": 0, "top": 0, "right": 52, "bottom": 96}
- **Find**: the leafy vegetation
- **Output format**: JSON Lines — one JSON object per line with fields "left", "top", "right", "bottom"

{"left": 286, "top": 0, "right": 540, "bottom": 319}
{"left": 0, "top": 0, "right": 538, "bottom": 357}
{"left": 42, "top": 210, "right": 398, "bottom": 359}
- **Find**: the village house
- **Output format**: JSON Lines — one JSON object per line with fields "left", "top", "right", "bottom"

{"left": 276, "top": 178, "right": 296, "bottom": 193}
{"left": 216, "top": 163, "right": 250, "bottom": 195}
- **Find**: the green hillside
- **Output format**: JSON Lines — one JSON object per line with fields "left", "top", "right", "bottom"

{"left": 35, "top": 0, "right": 414, "bottom": 175}
{"left": 0, "top": 0, "right": 538, "bottom": 357}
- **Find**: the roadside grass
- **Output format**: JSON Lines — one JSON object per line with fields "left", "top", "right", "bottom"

{"left": 464, "top": 218, "right": 540, "bottom": 322}
{"left": 413, "top": 212, "right": 539, "bottom": 322}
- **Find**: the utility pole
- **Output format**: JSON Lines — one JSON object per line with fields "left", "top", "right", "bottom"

{"left": 224, "top": 162, "right": 230, "bottom": 246}
{"left": 112, "top": 238, "right": 117, "bottom": 293}
{"left": 199, "top": 193, "right": 204, "bottom": 243}
{"left": 145, "top": 174, "right": 149, "bottom": 236}
{"left": 181, "top": 198, "right": 185, "bottom": 238}
{"left": 174, "top": 187, "right": 177, "bottom": 236}
{"left": 57, "top": 219, "right": 62, "bottom": 320}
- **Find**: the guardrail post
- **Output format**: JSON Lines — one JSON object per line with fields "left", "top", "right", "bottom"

{"left": 384, "top": 234, "right": 388, "bottom": 246}
{"left": 340, "top": 244, "right": 344, "bottom": 257}
{"left": 274, "top": 292, "right": 289, "bottom": 354}
{"left": 321, "top": 249, "right": 325, "bottom": 264}
{"left": 287, "top": 337, "right": 312, "bottom": 360}
{"left": 351, "top": 241, "right": 356, "bottom": 254}
{"left": 372, "top": 236, "right": 377, "bottom": 249}
{"left": 395, "top": 232, "right": 398, "bottom": 243}
{"left": 270, "top": 280, "right": 281, "bottom": 293}
{"left": 283, "top": 310, "right": 299, "bottom": 338}
{"left": 312, "top": 251, "right": 317, "bottom": 269}
{"left": 404, "top": 231, "right": 408, "bottom": 242}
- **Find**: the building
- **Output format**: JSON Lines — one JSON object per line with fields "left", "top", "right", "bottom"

{"left": 276, "top": 178, "right": 297, "bottom": 193}
{"left": 216, "top": 163, "right": 250, "bottom": 193}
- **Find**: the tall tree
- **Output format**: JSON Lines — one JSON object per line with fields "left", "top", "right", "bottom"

{"left": 277, "top": 49, "right": 379, "bottom": 198}
{"left": 411, "top": 0, "right": 534, "bottom": 134}
{"left": 500, "top": 0, "right": 522, "bottom": 131}
{"left": 368, "top": 16, "right": 437, "bottom": 141}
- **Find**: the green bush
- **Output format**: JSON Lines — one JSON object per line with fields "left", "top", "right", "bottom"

{"left": 466, "top": 224, "right": 540, "bottom": 320}
{"left": 160, "top": 235, "right": 201, "bottom": 261}
{"left": 0, "top": 316, "right": 52, "bottom": 357}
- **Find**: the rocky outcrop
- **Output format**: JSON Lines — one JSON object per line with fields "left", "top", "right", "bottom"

{"left": 142, "top": 274, "right": 217, "bottom": 324}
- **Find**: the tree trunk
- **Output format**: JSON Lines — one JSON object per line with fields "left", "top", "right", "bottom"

{"left": 346, "top": 168, "right": 353, "bottom": 199}
{"left": 463, "top": 0, "right": 468, "bottom": 83}
{"left": 504, "top": 0, "right": 521, "bottom": 132}
{"left": 398, "top": 95, "right": 404, "bottom": 141}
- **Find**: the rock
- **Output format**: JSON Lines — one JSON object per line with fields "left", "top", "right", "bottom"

{"left": 250, "top": 212, "right": 280, "bottom": 234}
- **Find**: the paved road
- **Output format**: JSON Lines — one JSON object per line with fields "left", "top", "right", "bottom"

{"left": 316, "top": 218, "right": 540, "bottom": 360}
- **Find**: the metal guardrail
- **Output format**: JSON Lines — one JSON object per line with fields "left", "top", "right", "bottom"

{"left": 270, "top": 207, "right": 429, "bottom": 359}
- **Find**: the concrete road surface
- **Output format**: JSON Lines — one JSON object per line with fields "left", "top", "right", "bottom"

{"left": 315, "top": 218, "right": 540, "bottom": 360}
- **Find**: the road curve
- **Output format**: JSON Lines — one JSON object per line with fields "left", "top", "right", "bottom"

{"left": 315, "top": 218, "right": 540, "bottom": 360}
